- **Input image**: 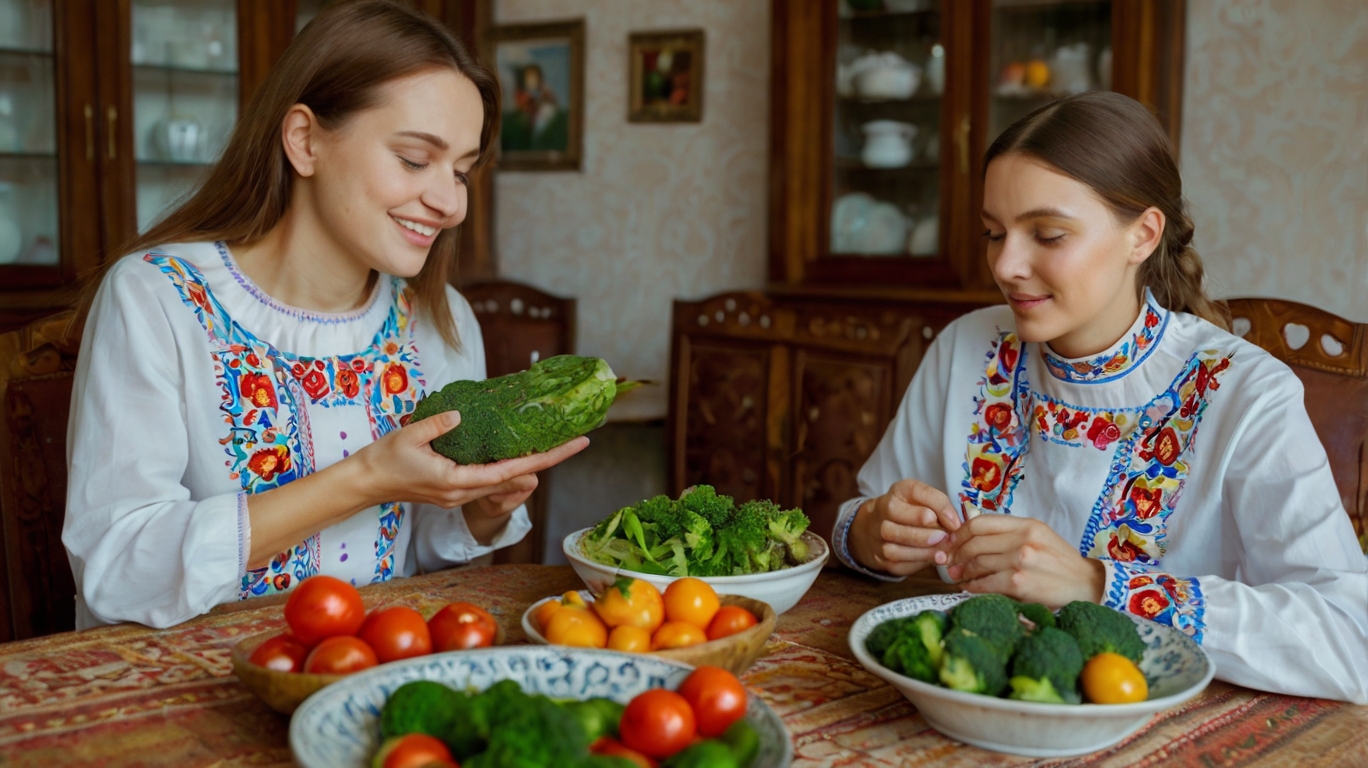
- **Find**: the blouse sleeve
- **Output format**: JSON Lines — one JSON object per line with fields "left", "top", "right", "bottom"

{"left": 832, "top": 322, "right": 958, "bottom": 580}
{"left": 63, "top": 263, "right": 249, "bottom": 628}
{"left": 1098, "top": 373, "right": 1368, "bottom": 704}
{"left": 408, "top": 285, "right": 532, "bottom": 574}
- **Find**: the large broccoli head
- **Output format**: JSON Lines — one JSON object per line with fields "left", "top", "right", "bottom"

{"left": 1008, "top": 626, "right": 1085, "bottom": 704}
{"left": 416, "top": 355, "right": 626, "bottom": 465}
{"left": 465, "top": 682, "right": 591, "bottom": 768}
{"left": 1058, "top": 601, "right": 1146, "bottom": 664}
{"left": 939, "top": 627, "right": 1008, "bottom": 695}
{"left": 380, "top": 680, "right": 488, "bottom": 757}
{"left": 949, "top": 594, "right": 1024, "bottom": 661}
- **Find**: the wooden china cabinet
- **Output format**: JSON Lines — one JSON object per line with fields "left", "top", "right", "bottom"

{"left": 0, "top": 0, "right": 492, "bottom": 333}
{"left": 668, "top": 0, "right": 1186, "bottom": 548}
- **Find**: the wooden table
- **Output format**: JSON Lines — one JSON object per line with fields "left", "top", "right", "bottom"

{"left": 0, "top": 565, "right": 1362, "bottom": 766}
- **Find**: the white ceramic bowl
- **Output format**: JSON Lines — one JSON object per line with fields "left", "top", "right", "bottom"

{"left": 564, "top": 528, "right": 829, "bottom": 615}
{"left": 848, "top": 593, "right": 1215, "bottom": 758}
{"left": 290, "top": 646, "right": 793, "bottom": 767}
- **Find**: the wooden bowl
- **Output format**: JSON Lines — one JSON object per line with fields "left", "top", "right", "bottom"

{"left": 231, "top": 624, "right": 507, "bottom": 715}
{"left": 521, "top": 593, "right": 777, "bottom": 677}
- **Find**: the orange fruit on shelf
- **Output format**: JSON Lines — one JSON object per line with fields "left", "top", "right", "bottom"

{"left": 1081, "top": 652, "right": 1149, "bottom": 704}
{"left": 651, "top": 620, "right": 708, "bottom": 650}
{"left": 663, "top": 578, "right": 721, "bottom": 628}
{"left": 607, "top": 625, "right": 653, "bottom": 653}
{"left": 1024, "top": 59, "right": 1050, "bottom": 90}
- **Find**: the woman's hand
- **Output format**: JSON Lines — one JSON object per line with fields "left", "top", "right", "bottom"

{"left": 944, "top": 514, "right": 1104, "bottom": 606}
{"left": 848, "top": 479, "right": 962, "bottom": 577}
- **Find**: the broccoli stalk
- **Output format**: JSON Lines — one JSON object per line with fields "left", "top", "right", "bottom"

{"left": 1058, "top": 601, "right": 1146, "bottom": 664}
{"left": 1008, "top": 626, "right": 1085, "bottom": 704}
{"left": 939, "top": 628, "right": 1009, "bottom": 695}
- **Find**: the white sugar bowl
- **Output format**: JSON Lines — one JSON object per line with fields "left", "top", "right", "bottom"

{"left": 861, "top": 120, "right": 917, "bottom": 168}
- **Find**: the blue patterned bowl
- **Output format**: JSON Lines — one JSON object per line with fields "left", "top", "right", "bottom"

{"left": 848, "top": 592, "right": 1215, "bottom": 758}
{"left": 290, "top": 646, "right": 793, "bottom": 767}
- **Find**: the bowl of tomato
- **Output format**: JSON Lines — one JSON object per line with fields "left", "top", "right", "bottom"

{"left": 231, "top": 576, "right": 505, "bottom": 714}
{"left": 521, "top": 578, "right": 778, "bottom": 676}
{"left": 848, "top": 592, "right": 1215, "bottom": 757}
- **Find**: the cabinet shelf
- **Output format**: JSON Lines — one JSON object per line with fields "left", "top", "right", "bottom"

{"left": 0, "top": 151, "right": 58, "bottom": 160}
{"left": 136, "top": 158, "right": 214, "bottom": 168}
{"left": 0, "top": 46, "right": 54, "bottom": 57}
{"left": 132, "top": 62, "right": 238, "bottom": 77}
{"left": 835, "top": 158, "right": 939, "bottom": 173}
{"left": 842, "top": 8, "right": 938, "bottom": 21}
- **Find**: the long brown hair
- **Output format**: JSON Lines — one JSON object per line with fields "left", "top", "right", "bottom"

{"left": 983, "top": 91, "right": 1228, "bottom": 329}
{"left": 78, "top": 0, "right": 500, "bottom": 349}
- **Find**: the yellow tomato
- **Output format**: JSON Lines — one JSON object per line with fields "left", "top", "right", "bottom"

{"left": 607, "top": 625, "right": 653, "bottom": 653}
{"left": 1081, "top": 653, "right": 1149, "bottom": 704}
{"left": 593, "top": 578, "right": 664, "bottom": 632}
{"left": 651, "top": 620, "right": 708, "bottom": 650}
{"left": 545, "top": 606, "right": 608, "bottom": 648}
{"left": 663, "top": 578, "right": 720, "bottom": 628}
{"left": 562, "top": 590, "right": 587, "bottom": 607}
{"left": 1024, "top": 59, "right": 1050, "bottom": 90}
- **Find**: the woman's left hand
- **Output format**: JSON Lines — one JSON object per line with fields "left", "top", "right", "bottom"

{"left": 943, "top": 515, "right": 1105, "bottom": 607}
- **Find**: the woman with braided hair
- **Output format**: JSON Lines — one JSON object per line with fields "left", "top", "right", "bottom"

{"left": 835, "top": 91, "right": 1368, "bottom": 703}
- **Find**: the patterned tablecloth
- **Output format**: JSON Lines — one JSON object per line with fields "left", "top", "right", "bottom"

{"left": 0, "top": 565, "right": 1362, "bottom": 767}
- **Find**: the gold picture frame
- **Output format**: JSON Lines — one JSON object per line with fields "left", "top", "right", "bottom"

{"left": 486, "top": 19, "right": 585, "bottom": 171}
{"left": 628, "top": 29, "right": 705, "bottom": 123}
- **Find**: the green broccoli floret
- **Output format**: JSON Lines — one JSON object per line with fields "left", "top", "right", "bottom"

{"left": 876, "top": 609, "right": 948, "bottom": 682}
{"left": 744, "top": 498, "right": 811, "bottom": 564}
{"left": 883, "top": 634, "right": 938, "bottom": 683}
{"left": 939, "top": 627, "right": 1008, "bottom": 696}
{"left": 1058, "top": 601, "right": 1146, "bottom": 664}
{"left": 661, "top": 740, "right": 740, "bottom": 768}
{"left": 465, "top": 683, "right": 591, "bottom": 768}
{"left": 864, "top": 618, "right": 903, "bottom": 660}
{"left": 380, "top": 680, "right": 489, "bottom": 757}
{"left": 1008, "top": 626, "right": 1084, "bottom": 704}
{"left": 950, "top": 594, "right": 1024, "bottom": 661}
{"left": 1018, "top": 603, "right": 1056, "bottom": 631}
{"left": 710, "top": 501, "right": 769, "bottom": 575}
{"left": 565, "top": 697, "right": 624, "bottom": 742}
{"left": 679, "top": 485, "right": 735, "bottom": 528}
{"left": 577, "top": 757, "right": 643, "bottom": 768}
{"left": 416, "top": 355, "right": 631, "bottom": 465}
{"left": 721, "top": 719, "right": 760, "bottom": 767}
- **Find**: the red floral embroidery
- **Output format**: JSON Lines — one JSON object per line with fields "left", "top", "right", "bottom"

{"left": 382, "top": 362, "right": 408, "bottom": 395}
{"left": 247, "top": 445, "right": 291, "bottom": 481}
{"left": 1153, "top": 427, "right": 1180, "bottom": 466}
{"left": 246, "top": 352, "right": 261, "bottom": 367}
{"left": 1087, "top": 417, "right": 1123, "bottom": 449}
{"left": 271, "top": 573, "right": 291, "bottom": 591}
{"left": 984, "top": 403, "right": 1014, "bottom": 433}
{"left": 971, "top": 457, "right": 1003, "bottom": 492}
{"left": 239, "top": 372, "right": 277, "bottom": 409}
{"left": 1129, "top": 485, "right": 1163, "bottom": 519}
{"left": 350, "top": 357, "right": 369, "bottom": 373}
{"left": 1128, "top": 589, "right": 1170, "bottom": 619}
{"left": 299, "top": 368, "right": 330, "bottom": 400}
{"left": 335, "top": 367, "right": 361, "bottom": 398}
{"left": 1107, "top": 534, "right": 1144, "bottom": 562}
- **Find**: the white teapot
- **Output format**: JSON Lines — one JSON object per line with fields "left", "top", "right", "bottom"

{"left": 861, "top": 120, "right": 917, "bottom": 168}
{"left": 852, "top": 51, "right": 921, "bottom": 100}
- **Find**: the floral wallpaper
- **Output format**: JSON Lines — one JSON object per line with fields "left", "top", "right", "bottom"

{"left": 493, "top": 0, "right": 771, "bottom": 418}
{"left": 1181, "top": 0, "right": 1368, "bottom": 319}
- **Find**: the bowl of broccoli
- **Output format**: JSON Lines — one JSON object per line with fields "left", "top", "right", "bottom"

{"left": 848, "top": 592, "right": 1214, "bottom": 757}
{"left": 565, "top": 486, "right": 829, "bottom": 615}
{"left": 289, "top": 646, "right": 793, "bottom": 767}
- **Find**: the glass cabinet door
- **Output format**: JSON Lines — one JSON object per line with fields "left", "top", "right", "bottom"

{"left": 130, "top": 0, "right": 238, "bottom": 232}
{"left": 989, "top": 0, "right": 1111, "bottom": 142}
{"left": 832, "top": 0, "right": 944, "bottom": 260}
{"left": 0, "top": 0, "right": 58, "bottom": 266}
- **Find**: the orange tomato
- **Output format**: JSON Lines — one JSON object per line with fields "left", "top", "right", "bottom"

{"left": 607, "top": 625, "right": 653, "bottom": 653}
{"left": 651, "top": 621, "right": 708, "bottom": 650}
{"left": 561, "top": 590, "right": 587, "bottom": 607}
{"left": 544, "top": 605, "right": 609, "bottom": 648}
{"left": 593, "top": 578, "right": 664, "bottom": 632}
{"left": 590, "top": 736, "right": 656, "bottom": 768}
{"left": 303, "top": 635, "right": 378, "bottom": 675}
{"left": 706, "top": 605, "right": 758, "bottom": 641}
{"left": 1081, "top": 652, "right": 1149, "bottom": 704}
{"left": 663, "top": 578, "right": 720, "bottom": 628}
{"left": 533, "top": 592, "right": 589, "bottom": 634}
{"left": 678, "top": 666, "right": 748, "bottom": 737}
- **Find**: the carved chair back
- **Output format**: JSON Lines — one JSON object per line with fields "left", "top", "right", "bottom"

{"left": 1226, "top": 298, "right": 1368, "bottom": 552}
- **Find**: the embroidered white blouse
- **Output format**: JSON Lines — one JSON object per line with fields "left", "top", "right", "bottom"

{"left": 832, "top": 293, "right": 1368, "bottom": 704}
{"left": 64, "top": 241, "right": 530, "bottom": 629}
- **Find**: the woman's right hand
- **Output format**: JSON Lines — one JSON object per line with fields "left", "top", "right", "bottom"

{"left": 353, "top": 410, "right": 589, "bottom": 510}
{"left": 847, "top": 479, "right": 962, "bottom": 577}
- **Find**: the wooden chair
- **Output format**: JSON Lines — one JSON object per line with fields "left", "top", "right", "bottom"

{"left": 0, "top": 310, "right": 81, "bottom": 640}
{"left": 1226, "top": 298, "right": 1368, "bottom": 552}
{"left": 461, "top": 280, "right": 576, "bottom": 565}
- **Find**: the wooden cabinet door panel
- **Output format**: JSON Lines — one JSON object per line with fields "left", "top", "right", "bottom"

{"left": 678, "top": 339, "right": 774, "bottom": 505}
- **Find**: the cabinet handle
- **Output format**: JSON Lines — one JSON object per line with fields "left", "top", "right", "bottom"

{"left": 956, "top": 114, "right": 970, "bottom": 176}
{"left": 83, "top": 104, "right": 94, "bottom": 162}
{"left": 106, "top": 106, "right": 117, "bottom": 161}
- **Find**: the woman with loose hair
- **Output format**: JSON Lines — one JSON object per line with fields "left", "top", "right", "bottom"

{"left": 63, "top": 0, "right": 586, "bottom": 628}
{"left": 835, "top": 91, "right": 1367, "bottom": 703}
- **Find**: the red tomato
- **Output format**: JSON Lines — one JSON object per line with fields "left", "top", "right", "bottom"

{"left": 590, "top": 736, "right": 655, "bottom": 768}
{"left": 678, "top": 666, "right": 748, "bottom": 737}
{"left": 428, "top": 602, "right": 499, "bottom": 651}
{"left": 303, "top": 635, "right": 378, "bottom": 675}
{"left": 620, "top": 689, "right": 696, "bottom": 759}
{"left": 375, "top": 733, "right": 458, "bottom": 768}
{"left": 705, "top": 605, "right": 758, "bottom": 641}
{"left": 284, "top": 575, "right": 366, "bottom": 647}
{"left": 248, "top": 633, "right": 309, "bottom": 673}
{"left": 358, "top": 606, "right": 433, "bottom": 663}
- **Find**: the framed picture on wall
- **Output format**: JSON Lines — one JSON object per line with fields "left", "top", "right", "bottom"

{"left": 486, "top": 19, "right": 585, "bottom": 171}
{"left": 628, "top": 29, "right": 704, "bottom": 123}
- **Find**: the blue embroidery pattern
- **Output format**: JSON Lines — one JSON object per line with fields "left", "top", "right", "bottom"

{"left": 1042, "top": 300, "right": 1168, "bottom": 384}
{"left": 1104, "top": 562, "right": 1206, "bottom": 643}
{"left": 959, "top": 332, "right": 1031, "bottom": 517}
{"left": 142, "top": 252, "right": 426, "bottom": 597}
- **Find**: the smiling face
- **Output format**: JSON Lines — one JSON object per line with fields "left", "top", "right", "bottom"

{"left": 982, "top": 152, "right": 1164, "bottom": 359}
{"left": 301, "top": 68, "right": 484, "bottom": 279}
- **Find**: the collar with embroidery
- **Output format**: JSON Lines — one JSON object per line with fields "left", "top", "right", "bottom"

{"left": 1041, "top": 294, "right": 1170, "bottom": 384}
